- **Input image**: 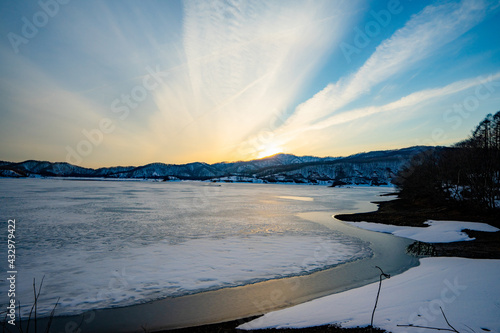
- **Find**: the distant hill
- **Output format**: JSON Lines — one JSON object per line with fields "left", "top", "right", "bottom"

{"left": 0, "top": 146, "right": 436, "bottom": 185}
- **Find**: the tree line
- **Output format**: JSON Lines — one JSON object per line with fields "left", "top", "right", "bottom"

{"left": 395, "top": 111, "right": 500, "bottom": 211}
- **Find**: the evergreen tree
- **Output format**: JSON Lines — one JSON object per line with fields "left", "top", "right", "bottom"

{"left": 397, "top": 110, "right": 500, "bottom": 211}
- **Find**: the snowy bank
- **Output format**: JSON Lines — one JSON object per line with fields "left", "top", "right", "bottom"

{"left": 238, "top": 257, "right": 500, "bottom": 332}
{"left": 346, "top": 220, "right": 499, "bottom": 243}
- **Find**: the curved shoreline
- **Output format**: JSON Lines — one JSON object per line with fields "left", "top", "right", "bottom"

{"left": 335, "top": 198, "right": 500, "bottom": 259}
{"left": 34, "top": 212, "right": 418, "bottom": 333}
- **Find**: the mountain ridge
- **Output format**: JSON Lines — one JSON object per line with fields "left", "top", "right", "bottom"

{"left": 0, "top": 146, "right": 437, "bottom": 185}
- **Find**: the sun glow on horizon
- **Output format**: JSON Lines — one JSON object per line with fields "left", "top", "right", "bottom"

{"left": 257, "top": 144, "right": 284, "bottom": 159}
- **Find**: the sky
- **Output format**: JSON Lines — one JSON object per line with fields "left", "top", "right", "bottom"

{"left": 0, "top": 0, "right": 499, "bottom": 168}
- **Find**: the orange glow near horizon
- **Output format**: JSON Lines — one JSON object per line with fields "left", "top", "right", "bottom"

{"left": 256, "top": 144, "right": 284, "bottom": 159}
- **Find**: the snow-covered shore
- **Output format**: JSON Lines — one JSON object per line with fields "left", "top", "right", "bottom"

{"left": 239, "top": 257, "right": 500, "bottom": 332}
{"left": 239, "top": 220, "right": 500, "bottom": 332}
{"left": 346, "top": 220, "right": 499, "bottom": 243}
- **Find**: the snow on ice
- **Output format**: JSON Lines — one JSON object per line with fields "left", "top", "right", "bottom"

{"left": 346, "top": 220, "right": 499, "bottom": 243}
{"left": 239, "top": 257, "right": 500, "bottom": 332}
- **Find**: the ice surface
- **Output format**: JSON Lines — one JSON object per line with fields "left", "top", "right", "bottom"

{"left": 13, "top": 234, "right": 370, "bottom": 316}
{"left": 239, "top": 257, "right": 500, "bottom": 332}
{"left": 277, "top": 196, "right": 314, "bottom": 201}
{"left": 347, "top": 220, "right": 499, "bottom": 243}
{"left": 0, "top": 179, "right": 387, "bottom": 317}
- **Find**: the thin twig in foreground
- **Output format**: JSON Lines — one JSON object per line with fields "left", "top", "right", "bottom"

{"left": 370, "top": 266, "right": 390, "bottom": 333}
{"left": 440, "top": 307, "right": 459, "bottom": 333}
{"left": 397, "top": 306, "right": 459, "bottom": 332}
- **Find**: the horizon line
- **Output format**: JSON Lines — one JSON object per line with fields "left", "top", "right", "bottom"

{"left": 1, "top": 145, "right": 437, "bottom": 170}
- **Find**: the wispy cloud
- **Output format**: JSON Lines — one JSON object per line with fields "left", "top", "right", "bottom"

{"left": 147, "top": 0, "right": 361, "bottom": 162}
{"left": 308, "top": 71, "right": 500, "bottom": 131}
{"left": 276, "top": 0, "right": 491, "bottom": 144}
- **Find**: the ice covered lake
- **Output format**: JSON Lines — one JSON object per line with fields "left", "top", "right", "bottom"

{"left": 0, "top": 178, "right": 412, "bottom": 323}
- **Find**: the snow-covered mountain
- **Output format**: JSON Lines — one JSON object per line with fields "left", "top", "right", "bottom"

{"left": 0, "top": 146, "right": 435, "bottom": 185}
{"left": 0, "top": 160, "right": 95, "bottom": 177}
{"left": 211, "top": 153, "right": 339, "bottom": 174}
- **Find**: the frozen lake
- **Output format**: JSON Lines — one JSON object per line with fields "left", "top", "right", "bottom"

{"left": 0, "top": 179, "right": 404, "bottom": 320}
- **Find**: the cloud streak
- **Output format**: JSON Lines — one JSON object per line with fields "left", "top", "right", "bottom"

{"left": 308, "top": 71, "right": 500, "bottom": 131}
{"left": 147, "top": 0, "right": 361, "bottom": 162}
{"left": 276, "top": 0, "right": 491, "bottom": 144}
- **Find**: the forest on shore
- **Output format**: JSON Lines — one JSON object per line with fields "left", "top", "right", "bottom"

{"left": 395, "top": 111, "right": 500, "bottom": 212}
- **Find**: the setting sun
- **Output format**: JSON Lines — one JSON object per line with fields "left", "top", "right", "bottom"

{"left": 257, "top": 144, "right": 284, "bottom": 159}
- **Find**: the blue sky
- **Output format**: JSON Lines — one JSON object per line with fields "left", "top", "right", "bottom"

{"left": 1, "top": 0, "right": 499, "bottom": 167}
